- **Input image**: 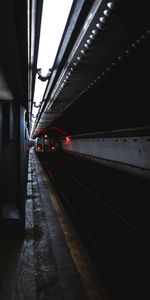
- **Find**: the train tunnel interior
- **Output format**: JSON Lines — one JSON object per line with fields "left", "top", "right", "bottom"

{"left": 0, "top": 1, "right": 150, "bottom": 299}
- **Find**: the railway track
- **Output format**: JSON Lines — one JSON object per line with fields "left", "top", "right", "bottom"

{"left": 37, "top": 152, "right": 150, "bottom": 300}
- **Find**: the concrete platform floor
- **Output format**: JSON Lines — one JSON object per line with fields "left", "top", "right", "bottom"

{"left": 0, "top": 148, "right": 110, "bottom": 300}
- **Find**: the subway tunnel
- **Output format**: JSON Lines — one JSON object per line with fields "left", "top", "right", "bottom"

{"left": 0, "top": 0, "right": 150, "bottom": 299}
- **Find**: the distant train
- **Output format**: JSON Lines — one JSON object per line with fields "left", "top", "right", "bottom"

{"left": 34, "top": 137, "right": 59, "bottom": 153}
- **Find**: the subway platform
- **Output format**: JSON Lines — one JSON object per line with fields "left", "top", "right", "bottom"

{"left": 0, "top": 148, "right": 110, "bottom": 300}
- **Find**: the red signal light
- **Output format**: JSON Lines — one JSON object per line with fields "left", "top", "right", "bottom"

{"left": 44, "top": 134, "right": 48, "bottom": 138}
{"left": 65, "top": 136, "right": 71, "bottom": 144}
{"left": 37, "top": 146, "right": 44, "bottom": 151}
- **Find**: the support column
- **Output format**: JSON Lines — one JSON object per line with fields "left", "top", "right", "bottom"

{"left": 0, "top": 104, "right": 2, "bottom": 211}
{"left": 0, "top": 103, "right": 27, "bottom": 235}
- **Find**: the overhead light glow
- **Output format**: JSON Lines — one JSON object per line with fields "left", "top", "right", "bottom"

{"left": 31, "top": 0, "right": 73, "bottom": 136}
{"left": 32, "top": 74, "right": 47, "bottom": 117}
{"left": 37, "top": 0, "right": 74, "bottom": 76}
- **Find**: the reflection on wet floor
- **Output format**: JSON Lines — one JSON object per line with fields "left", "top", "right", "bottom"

{"left": 0, "top": 149, "right": 110, "bottom": 300}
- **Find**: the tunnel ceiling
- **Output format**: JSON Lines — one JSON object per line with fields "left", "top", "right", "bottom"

{"left": 0, "top": 1, "right": 149, "bottom": 137}
{"left": 31, "top": 0, "right": 150, "bottom": 138}
{"left": 51, "top": 37, "right": 150, "bottom": 136}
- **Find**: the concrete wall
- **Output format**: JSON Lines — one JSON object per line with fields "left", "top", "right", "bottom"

{"left": 61, "top": 129, "right": 150, "bottom": 178}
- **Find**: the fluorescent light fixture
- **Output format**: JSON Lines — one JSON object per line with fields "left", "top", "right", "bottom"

{"left": 37, "top": 0, "right": 74, "bottom": 76}
{"left": 31, "top": 74, "right": 47, "bottom": 118}
{"left": 31, "top": 0, "right": 73, "bottom": 135}
{"left": 33, "top": 74, "right": 47, "bottom": 107}
{"left": 31, "top": 74, "right": 47, "bottom": 134}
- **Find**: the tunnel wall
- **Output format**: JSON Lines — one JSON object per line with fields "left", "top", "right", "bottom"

{"left": 61, "top": 128, "right": 150, "bottom": 179}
